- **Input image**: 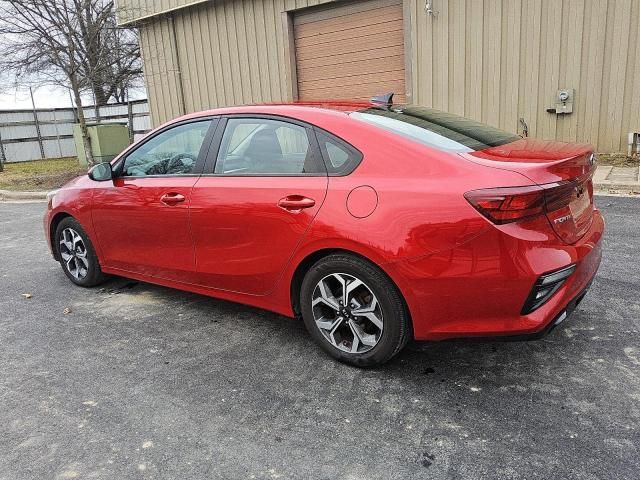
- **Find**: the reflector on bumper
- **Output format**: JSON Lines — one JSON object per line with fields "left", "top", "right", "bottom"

{"left": 521, "top": 264, "right": 576, "bottom": 314}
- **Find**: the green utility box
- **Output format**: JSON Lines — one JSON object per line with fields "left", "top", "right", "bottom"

{"left": 73, "top": 123, "right": 130, "bottom": 166}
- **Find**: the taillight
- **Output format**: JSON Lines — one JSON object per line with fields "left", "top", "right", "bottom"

{"left": 544, "top": 181, "right": 576, "bottom": 212}
{"left": 465, "top": 177, "right": 592, "bottom": 229}
{"left": 464, "top": 185, "right": 546, "bottom": 224}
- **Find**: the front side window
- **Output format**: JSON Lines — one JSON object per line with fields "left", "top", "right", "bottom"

{"left": 214, "top": 118, "right": 324, "bottom": 175}
{"left": 351, "top": 107, "right": 520, "bottom": 152}
{"left": 122, "top": 120, "right": 211, "bottom": 176}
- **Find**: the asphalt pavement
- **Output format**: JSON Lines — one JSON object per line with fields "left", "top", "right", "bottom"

{"left": 1, "top": 197, "right": 638, "bottom": 480}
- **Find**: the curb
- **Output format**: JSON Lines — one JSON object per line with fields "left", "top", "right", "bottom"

{"left": 0, "top": 189, "right": 48, "bottom": 201}
{"left": 594, "top": 183, "right": 640, "bottom": 196}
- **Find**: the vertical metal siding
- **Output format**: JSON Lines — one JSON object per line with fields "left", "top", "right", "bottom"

{"left": 409, "top": 0, "right": 640, "bottom": 152}
{"left": 140, "top": 0, "right": 338, "bottom": 125}
{"left": 117, "top": 0, "right": 208, "bottom": 23}
{"left": 136, "top": 0, "right": 639, "bottom": 152}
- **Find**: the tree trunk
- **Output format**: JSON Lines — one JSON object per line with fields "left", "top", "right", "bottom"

{"left": 93, "top": 84, "right": 110, "bottom": 106}
{"left": 70, "top": 75, "right": 95, "bottom": 166}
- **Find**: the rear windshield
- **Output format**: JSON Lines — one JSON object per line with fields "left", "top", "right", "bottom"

{"left": 350, "top": 106, "right": 520, "bottom": 152}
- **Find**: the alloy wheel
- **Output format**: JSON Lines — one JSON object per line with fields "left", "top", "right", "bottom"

{"left": 59, "top": 227, "right": 89, "bottom": 280}
{"left": 311, "top": 273, "right": 384, "bottom": 354}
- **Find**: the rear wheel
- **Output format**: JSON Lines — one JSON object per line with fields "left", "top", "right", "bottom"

{"left": 300, "top": 254, "right": 411, "bottom": 367}
{"left": 55, "top": 217, "right": 107, "bottom": 287}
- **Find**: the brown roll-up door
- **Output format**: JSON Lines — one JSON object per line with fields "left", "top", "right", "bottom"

{"left": 294, "top": 0, "right": 406, "bottom": 103}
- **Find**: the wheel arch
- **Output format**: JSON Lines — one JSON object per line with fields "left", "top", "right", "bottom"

{"left": 49, "top": 211, "right": 74, "bottom": 260}
{"left": 289, "top": 248, "right": 412, "bottom": 329}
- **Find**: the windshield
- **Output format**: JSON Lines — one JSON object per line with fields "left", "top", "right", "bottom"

{"left": 350, "top": 106, "right": 520, "bottom": 152}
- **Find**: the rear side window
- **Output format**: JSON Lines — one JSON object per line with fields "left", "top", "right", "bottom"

{"left": 215, "top": 118, "right": 325, "bottom": 175}
{"left": 316, "top": 131, "right": 363, "bottom": 176}
{"left": 350, "top": 107, "right": 520, "bottom": 152}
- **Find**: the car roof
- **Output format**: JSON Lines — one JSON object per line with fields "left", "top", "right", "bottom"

{"left": 175, "top": 101, "right": 375, "bottom": 123}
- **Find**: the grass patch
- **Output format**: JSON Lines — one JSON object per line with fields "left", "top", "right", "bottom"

{"left": 597, "top": 153, "right": 640, "bottom": 167}
{"left": 0, "top": 157, "right": 86, "bottom": 191}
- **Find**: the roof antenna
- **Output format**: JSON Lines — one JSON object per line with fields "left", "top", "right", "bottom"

{"left": 370, "top": 92, "right": 394, "bottom": 107}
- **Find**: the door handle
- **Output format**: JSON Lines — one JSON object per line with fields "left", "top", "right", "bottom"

{"left": 278, "top": 195, "right": 316, "bottom": 212}
{"left": 160, "top": 192, "right": 186, "bottom": 205}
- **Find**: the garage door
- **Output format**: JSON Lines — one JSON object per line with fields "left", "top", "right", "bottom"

{"left": 294, "top": 0, "right": 406, "bottom": 102}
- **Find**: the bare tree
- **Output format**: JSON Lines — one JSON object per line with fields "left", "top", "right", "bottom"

{"left": 0, "top": 0, "right": 143, "bottom": 165}
{"left": 74, "top": 2, "right": 143, "bottom": 105}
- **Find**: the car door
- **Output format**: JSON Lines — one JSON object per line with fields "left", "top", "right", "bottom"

{"left": 189, "top": 115, "right": 328, "bottom": 295}
{"left": 92, "top": 118, "right": 217, "bottom": 282}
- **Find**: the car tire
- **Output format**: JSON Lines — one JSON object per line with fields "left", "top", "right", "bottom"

{"left": 300, "top": 254, "right": 412, "bottom": 367}
{"left": 55, "top": 217, "right": 107, "bottom": 287}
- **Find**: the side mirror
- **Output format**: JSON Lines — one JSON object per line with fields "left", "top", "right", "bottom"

{"left": 88, "top": 162, "right": 113, "bottom": 182}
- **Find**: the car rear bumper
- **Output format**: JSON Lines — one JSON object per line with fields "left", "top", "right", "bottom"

{"left": 389, "top": 209, "right": 604, "bottom": 341}
{"left": 464, "top": 279, "right": 594, "bottom": 343}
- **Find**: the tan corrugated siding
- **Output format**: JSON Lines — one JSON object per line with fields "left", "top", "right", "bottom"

{"left": 139, "top": 0, "right": 336, "bottom": 125}
{"left": 409, "top": 0, "right": 640, "bottom": 152}
{"left": 117, "top": 0, "right": 209, "bottom": 24}
{"left": 139, "top": 16, "right": 185, "bottom": 125}
{"left": 135, "top": 0, "right": 639, "bottom": 151}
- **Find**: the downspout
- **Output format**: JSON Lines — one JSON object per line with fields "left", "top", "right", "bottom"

{"left": 170, "top": 13, "right": 187, "bottom": 116}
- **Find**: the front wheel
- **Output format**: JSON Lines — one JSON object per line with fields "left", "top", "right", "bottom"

{"left": 55, "top": 217, "right": 107, "bottom": 287}
{"left": 300, "top": 254, "right": 412, "bottom": 367}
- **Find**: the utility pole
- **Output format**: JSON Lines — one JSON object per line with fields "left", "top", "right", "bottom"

{"left": 126, "top": 88, "right": 134, "bottom": 144}
{"left": 0, "top": 128, "right": 6, "bottom": 171}
{"left": 29, "top": 87, "right": 46, "bottom": 159}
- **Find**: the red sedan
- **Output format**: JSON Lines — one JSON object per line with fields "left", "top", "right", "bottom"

{"left": 44, "top": 97, "right": 604, "bottom": 367}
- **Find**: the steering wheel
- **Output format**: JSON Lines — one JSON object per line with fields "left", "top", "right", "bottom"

{"left": 166, "top": 152, "right": 198, "bottom": 174}
{"left": 169, "top": 152, "right": 197, "bottom": 164}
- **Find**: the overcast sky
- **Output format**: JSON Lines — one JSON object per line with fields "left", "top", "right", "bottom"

{"left": 0, "top": 85, "right": 147, "bottom": 110}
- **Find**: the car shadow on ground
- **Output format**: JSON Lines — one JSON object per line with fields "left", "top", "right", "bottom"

{"left": 93, "top": 275, "right": 589, "bottom": 382}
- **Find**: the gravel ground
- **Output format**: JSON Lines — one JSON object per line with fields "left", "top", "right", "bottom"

{"left": 1, "top": 197, "right": 638, "bottom": 480}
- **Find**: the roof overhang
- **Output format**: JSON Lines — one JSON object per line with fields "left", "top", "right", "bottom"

{"left": 116, "top": 0, "right": 211, "bottom": 26}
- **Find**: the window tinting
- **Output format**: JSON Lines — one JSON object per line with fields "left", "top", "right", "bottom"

{"left": 325, "top": 141, "right": 349, "bottom": 169}
{"left": 316, "top": 131, "right": 362, "bottom": 175}
{"left": 215, "top": 118, "right": 324, "bottom": 175}
{"left": 350, "top": 107, "right": 520, "bottom": 152}
{"left": 123, "top": 121, "right": 211, "bottom": 176}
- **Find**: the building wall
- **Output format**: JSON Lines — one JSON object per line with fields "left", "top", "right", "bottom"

{"left": 410, "top": 0, "right": 640, "bottom": 154}
{"left": 138, "top": 0, "right": 339, "bottom": 127}
{"left": 132, "top": 0, "right": 640, "bottom": 153}
{"left": 117, "top": 0, "right": 209, "bottom": 24}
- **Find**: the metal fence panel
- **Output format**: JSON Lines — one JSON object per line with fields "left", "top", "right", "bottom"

{"left": 0, "top": 111, "right": 35, "bottom": 124}
{"left": 132, "top": 116, "right": 151, "bottom": 131}
{"left": 4, "top": 141, "right": 43, "bottom": 163}
{"left": 2, "top": 124, "right": 39, "bottom": 141}
{"left": 42, "top": 138, "right": 76, "bottom": 159}
{"left": 0, "top": 100, "right": 150, "bottom": 163}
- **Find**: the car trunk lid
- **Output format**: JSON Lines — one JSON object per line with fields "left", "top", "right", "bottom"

{"left": 461, "top": 138, "right": 596, "bottom": 244}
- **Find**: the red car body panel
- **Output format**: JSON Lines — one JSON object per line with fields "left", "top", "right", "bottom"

{"left": 189, "top": 175, "right": 328, "bottom": 295}
{"left": 44, "top": 104, "right": 604, "bottom": 341}
{"left": 92, "top": 176, "right": 198, "bottom": 282}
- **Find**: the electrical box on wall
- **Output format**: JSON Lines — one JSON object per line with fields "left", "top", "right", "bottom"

{"left": 555, "top": 88, "right": 574, "bottom": 114}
